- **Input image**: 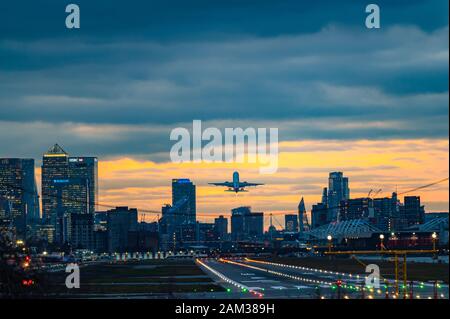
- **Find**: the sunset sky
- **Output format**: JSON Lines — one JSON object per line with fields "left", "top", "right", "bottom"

{"left": 0, "top": 1, "right": 448, "bottom": 227}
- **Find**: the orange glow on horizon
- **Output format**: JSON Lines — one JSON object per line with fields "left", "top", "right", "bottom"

{"left": 90, "top": 138, "right": 449, "bottom": 225}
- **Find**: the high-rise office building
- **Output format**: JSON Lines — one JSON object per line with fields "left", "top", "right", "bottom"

{"left": 214, "top": 215, "right": 228, "bottom": 240}
{"left": 311, "top": 203, "right": 328, "bottom": 229}
{"left": 71, "top": 213, "right": 94, "bottom": 249}
{"left": 231, "top": 207, "right": 248, "bottom": 241}
{"left": 0, "top": 158, "right": 40, "bottom": 239}
{"left": 42, "top": 144, "right": 69, "bottom": 230}
{"left": 373, "top": 192, "right": 399, "bottom": 231}
{"left": 197, "top": 222, "right": 217, "bottom": 242}
{"left": 127, "top": 222, "right": 159, "bottom": 253}
{"left": 41, "top": 144, "right": 97, "bottom": 245}
{"left": 172, "top": 179, "right": 196, "bottom": 224}
{"left": 54, "top": 178, "right": 89, "bottom": 215}
{"left": 68, "top": 157, "right": 98, "bottom": 214}
{"left": 160, "top": 203, "right": 176, "bottom": 236}
{"left": 36, "top": 224, "right": 55, "bottom": 244}
{"left": 247, "top": 212, "right": 264, "bottom": 240}
{"left": 327, "top": 172, "right": 350, "bottom": 222}
{"left": 339, "top": 198, "right": 374, "bottom": 221}
{"left": 231, "top": 206, "right": 263, "bottom": 241}
{"left": 400, "top": 196, "right": 425, "bottom": 228}
{"left": 50, "top": 178, "right": 88, "bottom": 244}
{"left": 106, "top": 206, "right": 138, "bottom": 253}
{"left": 159, "top": 196, "right": 196, "bottom": 250}
{"left": 160, "top": 196, "right": 191, "bottom": 232}
{"left": 285, "top": 214, "right": 299, "bottom": 232}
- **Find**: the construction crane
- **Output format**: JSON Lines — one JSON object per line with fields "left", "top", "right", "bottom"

{"left": 273, "top": 214, "right": 283, "bottom": 229}
{"left": 367, "top": 188, "right": 382, "bottom": 198}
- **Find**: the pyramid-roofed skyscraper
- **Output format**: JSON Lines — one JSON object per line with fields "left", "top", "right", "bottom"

{"left": 41, "top": 144, "right": 97, "bottom": 246}
{"left": 45, "top": 143, "right": 68, "bottom": 156}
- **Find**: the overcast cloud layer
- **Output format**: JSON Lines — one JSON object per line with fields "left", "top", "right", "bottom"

{"left": 0, "top": 0, "right": 448, "bottom": 162}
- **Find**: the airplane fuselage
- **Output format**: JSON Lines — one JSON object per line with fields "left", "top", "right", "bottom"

{"left": 232, "top": 171, "right": 240, "bottom": 192}
{"left": 209, "top": 171, "right": 263, "bottom": 193}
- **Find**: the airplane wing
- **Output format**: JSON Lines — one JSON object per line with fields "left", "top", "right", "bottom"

{"left": 239, "top": 182, "right": 264, "bottom": 187}
{"left": 208, "top": 182, "right": 234, "bottom": 187}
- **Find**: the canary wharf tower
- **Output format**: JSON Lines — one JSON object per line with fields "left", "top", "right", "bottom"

{"left": 41, "top": 144, "right": 69, "bottom": 230}
{"left": 41, "top": 144, "right": 98, "bottom": 244}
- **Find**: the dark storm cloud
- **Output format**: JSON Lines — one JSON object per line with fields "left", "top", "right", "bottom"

{"left": 1, "top": 0, "right": 447, "bottom": 41}
{"left": 0, "top": 0, "right": 448, "bottom": 160}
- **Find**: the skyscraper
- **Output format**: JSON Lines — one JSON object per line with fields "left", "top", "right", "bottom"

{"left": 231, "top": 207, "right": 248, "bottom": 241}
{"left": 327, "top": 172, "right": 350, "bottom": 222}
{"left": 41, "top": 144, "right": 69, "bottom": 230}
{"left": 214, "top": 215, "right": 228, "bottom": 240}
{"left": 68, "top": 157, "right": 98, "bottom": 214}
{"left": 0, "top": 158, "right": 40, "bottom": 239}
{"left": 298, "top": 197, "right": 309, "bottom": 233}
{"left": 50, "top": 178, "right": 90, "bottom": 244}
{"left": 41, "top": 144, "right": 97, "bottom": 245}
{"left": 172, "top": 179, "right": 196, "bottom": 224}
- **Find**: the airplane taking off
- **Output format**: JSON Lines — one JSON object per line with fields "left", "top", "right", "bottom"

{"left": 209, "top": 171, "right": 264, "bottom": 193}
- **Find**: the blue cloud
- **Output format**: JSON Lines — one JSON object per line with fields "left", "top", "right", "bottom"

{"left": 0, "top": 1, "right": 448, "bottom": 160}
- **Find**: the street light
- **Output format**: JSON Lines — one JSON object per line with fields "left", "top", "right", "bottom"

{"left": 432, "top": 232, "right": 438, "bottom": 257}
{"left": 379, "top": 234, "right": 385, "bottom": 250}
{"left": 432, "top": 232, "right": 438, "bottom": 255}
{"left": 327, "top": 235, "right": 333, "bottom": 253}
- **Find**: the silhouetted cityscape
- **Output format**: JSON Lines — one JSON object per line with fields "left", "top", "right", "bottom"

{"left": 1, "top": 144, "right": 447, "bottom": 257}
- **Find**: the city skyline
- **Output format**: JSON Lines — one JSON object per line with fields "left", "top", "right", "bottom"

{"left": 0, "top": 1, "right": 448, "bottom": 302}
{"left": 1, "top": 142, "right": 448, "bottom": 231}
{"left": 1, "top": 1, "right": 448, "bottom": 225}
{"left": 0, "top": 0, "right": 449, "bottom": 225}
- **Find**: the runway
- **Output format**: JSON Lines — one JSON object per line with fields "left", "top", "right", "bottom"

{"left": 198, "top": 258, "right": 449, "bottom": 299}
{"left": 198, "top": 258, "right": 346, "bottom": 299}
